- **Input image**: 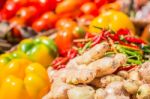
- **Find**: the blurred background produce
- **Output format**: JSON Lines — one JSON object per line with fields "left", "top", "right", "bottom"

{"left": 0, "top": 0, "right": 149, "bottom": 53}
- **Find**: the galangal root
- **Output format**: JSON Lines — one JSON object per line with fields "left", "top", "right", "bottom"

{"left": 43, "top": 42, "right": 150, "bottom": 99}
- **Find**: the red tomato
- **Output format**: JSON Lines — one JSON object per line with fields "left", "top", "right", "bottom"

{"left": 94, "top": 0, "right": 116, "bottom": 8}
{"left": 32, "top": 12, "right": 58, "bottom": 32}
{"left": 16, "top": 6, "right": 39, "bottom": 24}
{"left": 7, "top": 0, "right": 28, "bottom": 5}
{"left": 94, "top": 0, "right": 108, "bottom": 7}
{"left": 27, "top": 0, "right": 57, "bottom": 12}
{"left": 1, "top": 1, "right": 22, "bottom": 20}
{"left": 80, "top": 2, "right": 99, "bottom": 16}
{"left": 0, "top": 0, "right": 28, "bottom": 20}
{"left": 55, "top": 31, "right": 73, "bottom": 51}
{"left": 41, "top": 12, "right": 58, "bottom": 26}
{"left": 56, "top": 18, "right": 77, "bottom": 31}
{"left": 32, "top": 19, "right": 49, "bottom": 32}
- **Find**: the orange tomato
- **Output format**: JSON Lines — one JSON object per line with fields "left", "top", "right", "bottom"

{"left": 55, "top": 30, "right": 73, "bottom": 51}
{"left": 9, "top": 17, "right": 25, "bottom": 26}
{"left": 55, "top": 0, "right": 79, "bottom": 15}
{"left": 56, "top": 18, "right": 77, "bottom": 31}
{"left": 99, "top": 2, "right": 121, "bottom": 13}
{"left": 78, "top": 14, "right": 95, "bottom": 26}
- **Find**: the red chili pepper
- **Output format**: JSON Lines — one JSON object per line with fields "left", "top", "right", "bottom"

{"left": 91, "top": 35, "right": 102, "bottom": 47}
{"left": 67, "top": 49, "right": 78, "bottom": 59}
{"left": 119, "top": 41, "right": 140, "bottom": 49}
{"left": 59, "top": 50, "right": 67, "bottom": 57}
{"left": 112, "top": 29, "right": 131, "bottom": 41}
{"left": 115, "top": 65, "right": 138, "bottom": 73}
{"left": 85, "top": 32, "right": 95, "bottom": 39}
{"left": 52, "top": 57, "right": 69, "bottom": 70}
{"left": 91, "top": 30, "right": 114, "bottom": 47}
{"left": 124, "top": 37, "right": 146, "bottom": 44}
{"left": 101, "top": 30, "right": 116, "bottom": 40}
{"left": 76, "top": 42, "right": 85, "bottom": 48}
{"left": 98, "top": 29, "right": 130, "bottom": 42}
{"left": 55, "top": 65, "right": 66, "bottom": 70}
{"left": 52, "top": 48, "right": 78, "bottom": 70}
{"left": 116, "top": 28, "right": 130, "bottom": 36}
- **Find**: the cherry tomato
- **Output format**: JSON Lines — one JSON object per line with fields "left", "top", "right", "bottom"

{"left": 55, "top": 31, "right": 73, "bottom": 51}
{"left": 27, "top": 0, "right": 57, "bottom": 12}
{"left": 32, "top": 12, "right": 58, "bottom": 32}
{"left": 78, "top": 14, "right": 95, "bottom": 26}
{"left": 76, "top": 0, "right": 90, "bottom": 6}
{"left": 32, "top": 19, "right": 49, "bottom": 32}
{"left": 41, "top": 12, "right": 58, "bottom": 27}
{"left": 80, "top": 2, "right": 99, "bottom": 16}
{"left": 16, "top": 6, "right": 38, "bottom": 24}
{"left": 94, "top": 0, "right": 116, "bottom": 8}
{"left": 99, "top": 2, "right": 120, "bottom": 13}
{"left": 77, "top": 15, "right": 95, "bottom": 32}
{"left": 1, "top": 1, "right": 22, "bottom": 20}
{"left": 7, "top": 0, "right": 28, "bottom": 5}
{"left": 56, "top": 18, "right": 77, "bottom": 31}
{"left": 1, "top": 0, "right": 28, "bottom": 20}
{"left": 73, "top": 26, "right": 85, "bottom": 38}
{"left": 9, "top": 17, "right": 25, "bottom": 26}
{"left": 94, "top": 0, "right": 108, "bottom": 8}
{"left": 55, "top": 0, "right": 79, "bottom": 15}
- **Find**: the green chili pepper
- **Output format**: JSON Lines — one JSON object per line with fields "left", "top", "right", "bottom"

{"left": 142, "top": 45, "right": 150, "bottom": 53}
{"left": 127, "top": 59, "right": 142, "bottom": 65}
{"left": 78, "top": 41, "right": 92, "bottom": 54}
{"left": 117, "top": 45, "right": 142, "bottom": 56}
{"left": 105, "top": 52, "right": 116, "bottom": 56}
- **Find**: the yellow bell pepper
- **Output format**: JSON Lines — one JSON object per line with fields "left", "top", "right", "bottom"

{"left": 89, "top": 10, "right": 135, "bottom": 34}
{"left": 0, "top": 59, "right": 49, "bottom": 99}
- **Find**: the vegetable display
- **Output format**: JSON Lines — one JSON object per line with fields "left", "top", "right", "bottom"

{"left": 44, "top": 33, "right": 150, "bottom": 99}
{"left": 0, "top": 59, "right": 49, "bottom": 99}
{"left": 0, "top": 37, "right": 57, "bottom": 98}
{"left": 44, "top": 40, "right": 150, "bottom": 99}
{"left": 0, "top": 0, "right": 150, "bottom": 99}
{"left": 51, "top": 28, "right": 149, "bottom": 71}
{"left": 0, "top": 36, "right": 57, "bottom": 67}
